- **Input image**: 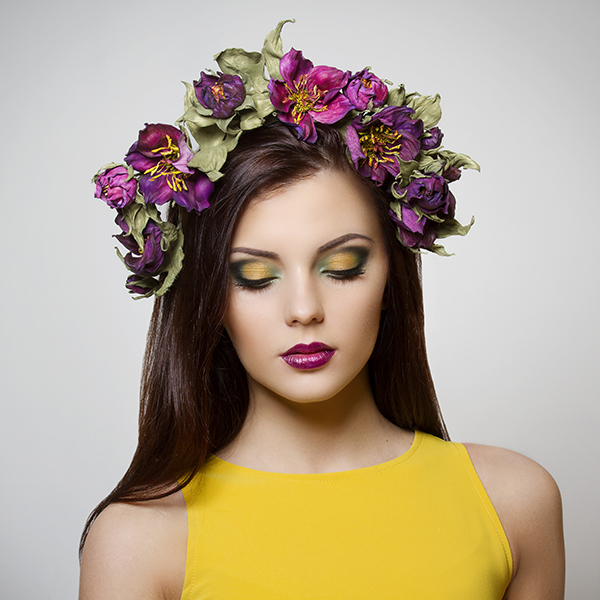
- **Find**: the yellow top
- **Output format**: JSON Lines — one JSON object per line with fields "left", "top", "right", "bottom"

{"left": 181, "top": 431, "right": 513, "bottom": 599}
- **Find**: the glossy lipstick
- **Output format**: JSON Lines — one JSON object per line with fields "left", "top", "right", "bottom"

{"left": 281, "top": 342, "right": 335, "bottom": 370}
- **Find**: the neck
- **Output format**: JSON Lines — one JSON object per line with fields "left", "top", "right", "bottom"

{"left": 215, "top": 368, "right": 413, "bottom": 474}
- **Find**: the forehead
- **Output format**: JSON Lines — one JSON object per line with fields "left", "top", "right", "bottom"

{"left": 231, "top": 170, "right": 383, "bottom": 250}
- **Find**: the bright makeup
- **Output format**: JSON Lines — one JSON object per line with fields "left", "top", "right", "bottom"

{"left": 231, "top": 259, "right": 280, "bottom": 289}
{"left": 281, "top": 342, "right": 335, "bottom": 370}
{"left": 318, "top": 246, "right": 368, "bottom": 279}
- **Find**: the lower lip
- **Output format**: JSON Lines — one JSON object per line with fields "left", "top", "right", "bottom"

{"left": 281, "top": 350, "right": 335, "bottom": 370}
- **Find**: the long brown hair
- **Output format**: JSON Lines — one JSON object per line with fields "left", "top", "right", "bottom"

{"left": 80, "top": 121, "right": 447, "bottom": 552}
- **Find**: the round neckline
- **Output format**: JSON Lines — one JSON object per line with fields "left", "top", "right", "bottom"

{"left": 206, "top": 430, "right": 423, "bottom": 481}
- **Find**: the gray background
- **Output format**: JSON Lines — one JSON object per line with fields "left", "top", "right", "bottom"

{"left": 1, "top": 0, "right": 598, "bottom": 597}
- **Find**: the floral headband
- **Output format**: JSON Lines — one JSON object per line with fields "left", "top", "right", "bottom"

{"left": 93, "top": 20, "right": 478, "bottom": 298}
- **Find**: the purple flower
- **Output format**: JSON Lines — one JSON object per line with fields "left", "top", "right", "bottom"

{"left": 94, "top": 166, "right": 137, "bottom": 209}
{"left": 442, "top": 165, "right": 462, "bottom": 183}
{"left": 346, "top": 69, "right": 388, "bottom": 111}
{"left": 346, "top": 106, "right": 424, "bottom": 184}
{"left": 116, "top": 220, "right": 165, "bottom": 276}
{"left": 403, "top": 174, "right": 456, "bottom": 220}
{"left": 193, "top": 72, "right": 246, "bottom": 119}
{"left": 114, "top": 212, "right": 129, "bottom": 235}
{"left": 389, "top": 206, "right": 437, "bottom": 250}
{"left": 125, "top": 274, "right": 159, "bottom": 296}
{"left": 126, "top": 124, "right": 193, "bottom": 175}
{"left": 421, "top": 126, "right": 443, "bottom": 150}
{"left": 138, "top": 170, "right": 213, "bottom": 213}
{"left": 125, "top": 123, "right": 213, "bottom": 212}
{"left": 170, "top": 170, "right": 213, "bottom": 212}
{"left": 268, "top": 48, "right": 353, "bottom": 143}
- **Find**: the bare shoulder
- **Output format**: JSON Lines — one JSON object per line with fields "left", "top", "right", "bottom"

{"left": 463, "top": 443, "right": 561, "bottom": 508}
{"left": 79, "top": 492, "right": 187, "bottom": 600}
{"left": 463, "top": 443, "right": 565, "bottom": 599}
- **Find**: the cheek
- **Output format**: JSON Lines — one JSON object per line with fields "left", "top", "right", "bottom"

{"left": 329, "top": 277, "right": 387, "bottom": 342}
{"left": 224, "top": 296, "right": 275, "bottom": 356}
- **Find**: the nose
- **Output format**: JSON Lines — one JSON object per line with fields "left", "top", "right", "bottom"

{"left": 284, "top": 271, "right": 324, "bottom": 326}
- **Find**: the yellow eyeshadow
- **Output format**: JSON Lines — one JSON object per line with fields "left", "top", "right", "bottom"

{"left": 322, "top": 251, "right": 361, "bottom": 271}
{"left": 239, "top": 261, "right": 276, "bottom": 280}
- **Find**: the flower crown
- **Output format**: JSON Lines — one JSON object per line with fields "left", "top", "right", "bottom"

{"left": 93, "top": 20, "right": 478, "bottom": 299}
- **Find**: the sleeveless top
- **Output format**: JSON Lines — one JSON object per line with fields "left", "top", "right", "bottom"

{"left": 180, "top": 431, "right": 513, "bottom": 599}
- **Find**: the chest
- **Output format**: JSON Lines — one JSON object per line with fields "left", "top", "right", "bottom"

{"left": 181, "top": 458, "right": 511, "bottom": 599}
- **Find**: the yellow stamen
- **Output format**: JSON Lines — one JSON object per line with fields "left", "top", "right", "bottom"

{"left": 285, "top": 76, "right": 327, "bottom": 124}
{"left": 151, "top": 135, "right": 180, "bottom": 161}
{"left": 144, "top": 134, "right": 191, "bottom": 192}
{"left": 210, "top": 84, "right": 227, "bottom": 102}
{"left": 145, "top": 162, "right": 190, "bottom": 192}
{"left": 358, "top": 123, "right": 402, "bottom": 168}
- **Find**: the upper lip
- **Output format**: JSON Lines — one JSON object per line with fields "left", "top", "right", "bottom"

{"left": 281, "top": 342, "right": 333, "bottom": 356}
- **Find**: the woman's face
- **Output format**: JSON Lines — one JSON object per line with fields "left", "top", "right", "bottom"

{"left": 224, "top": 169, "right": 389, "bottom": 406}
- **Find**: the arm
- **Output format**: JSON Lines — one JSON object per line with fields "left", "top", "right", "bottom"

{"left": 79, "top": 493, "right": 187, "bottom": 600}
{"left": 464, "top": 444, "right": 565, "bottom": 600}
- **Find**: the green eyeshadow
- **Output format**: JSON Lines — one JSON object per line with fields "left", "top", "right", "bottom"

{"left": 231, "top": 260, "right": 279, "bottom": 283}
{"left": 319, "top": 247, "right": 369, "bottom": 274}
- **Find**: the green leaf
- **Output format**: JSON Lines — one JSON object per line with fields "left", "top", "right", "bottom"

{"left": 437, "top": 149, "right": 480, "bottom": 172}
{"left": 187, "top": 126, "right": 239, "bottom": 177}
{"left": 159, "top": 221, "right": 179, "bottom": 249}
{"left": 215, "top": 48, "right": 269, "bottom": 94}
{"left": 189, "top": 123, "right": 226, "bottom": 149}
{"left": 236, "top": 93, "right": 257, "bottom": 112}
{"left": 240, "top": 110, "right": 264, "bottom": 131}
{"left": 417, "top": 154, "right": 445, "bottom": 175}
{"left": 181, "top": 81, "right": 199, "bottom": 114}
{"left": 262, "top": 19, "right": 295, "bottom": 80}
{"left": 179, "top": 105, "right": 218, "bottom": 129}
{"left": 223, "top": 131, "right": 242, "bottom": 151}
{"left": 435, "top": 216, "right": 475, "bottom": 239}
{"left": 391, "top": 160, "right": 419, "bottom": 190}
{"left": 390, "top": 184, "right": 405, "bottom": 201}
{"left": 386, "top": 85, "right": 406, "bottom": 107}
{"left": 155, "top": 221, "right": 185, "bottom": 297}
{"left": 118, "top": 204, "right": 143, "bottom": 249}
{"left": 248, "top": 90, "right": 275, "bottom": 121}
{"left": 115, "top": 246, "right": 127, "bottom": 268}
{"left": 214, "top": 114, "right": 237, "bottom": 134}
{"left": 189, "top": 144, "right": 229, "bottom": 174}
{"left": 427, "top": 243, "right": 452, "bottom": 257}
{"left": 407, "top": 93, "right": 442, "bottom": 129}
{"left": 389, "top": 199, "right": 403, "bottom": 218}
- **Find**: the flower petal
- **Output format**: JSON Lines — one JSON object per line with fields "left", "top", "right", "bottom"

{"left": 173, "top": 172, "right": 214, "bottom": 212}
{"left": 279, "top": 48, "right": 313, "bottom": 84}
{"left": 312, "top": 94, "right": 353, "bottom": 124}
{"left": 139, "top": 173, "right": 175, "bottom": 205}
{"left": 307, "top": 66, "right": 348, "bottom": 91}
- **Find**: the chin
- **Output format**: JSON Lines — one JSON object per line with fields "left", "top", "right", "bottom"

{"left": 247, "top": 363, "right": 370, "bottom": 406}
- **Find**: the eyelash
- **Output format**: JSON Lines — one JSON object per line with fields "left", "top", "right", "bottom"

{"left": 233, "top": 276, "right": 278, "bottom": 290}
{"left": 322, "top": 265, "right": 367, "bottom": 281}
{"left": 231, "top": 249, "right": 369, "bottom": 291}
{"left": 233, "top": 264, "right": 366, "bottom": 291}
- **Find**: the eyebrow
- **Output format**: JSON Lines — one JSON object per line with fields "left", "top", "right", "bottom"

{"left": 316, "top": 233, "right": 374, "bottom": 254}
{"left": 230, "top": 233, "right": 374, "bottom": 261}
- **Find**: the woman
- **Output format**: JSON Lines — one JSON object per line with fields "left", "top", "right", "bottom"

{"left": 81, "top": 23, "right": 564, "bottom": 599}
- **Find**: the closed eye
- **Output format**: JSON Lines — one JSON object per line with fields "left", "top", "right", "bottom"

{"left": 319, "top": 246, "right": 369, "bottom": 281}
{"left": 230, "top": 259, "right": 280, "bottom": 290}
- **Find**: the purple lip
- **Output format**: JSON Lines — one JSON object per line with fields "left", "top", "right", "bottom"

{"left": 281, "top": 342, "right": 335, "bottom": 370}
